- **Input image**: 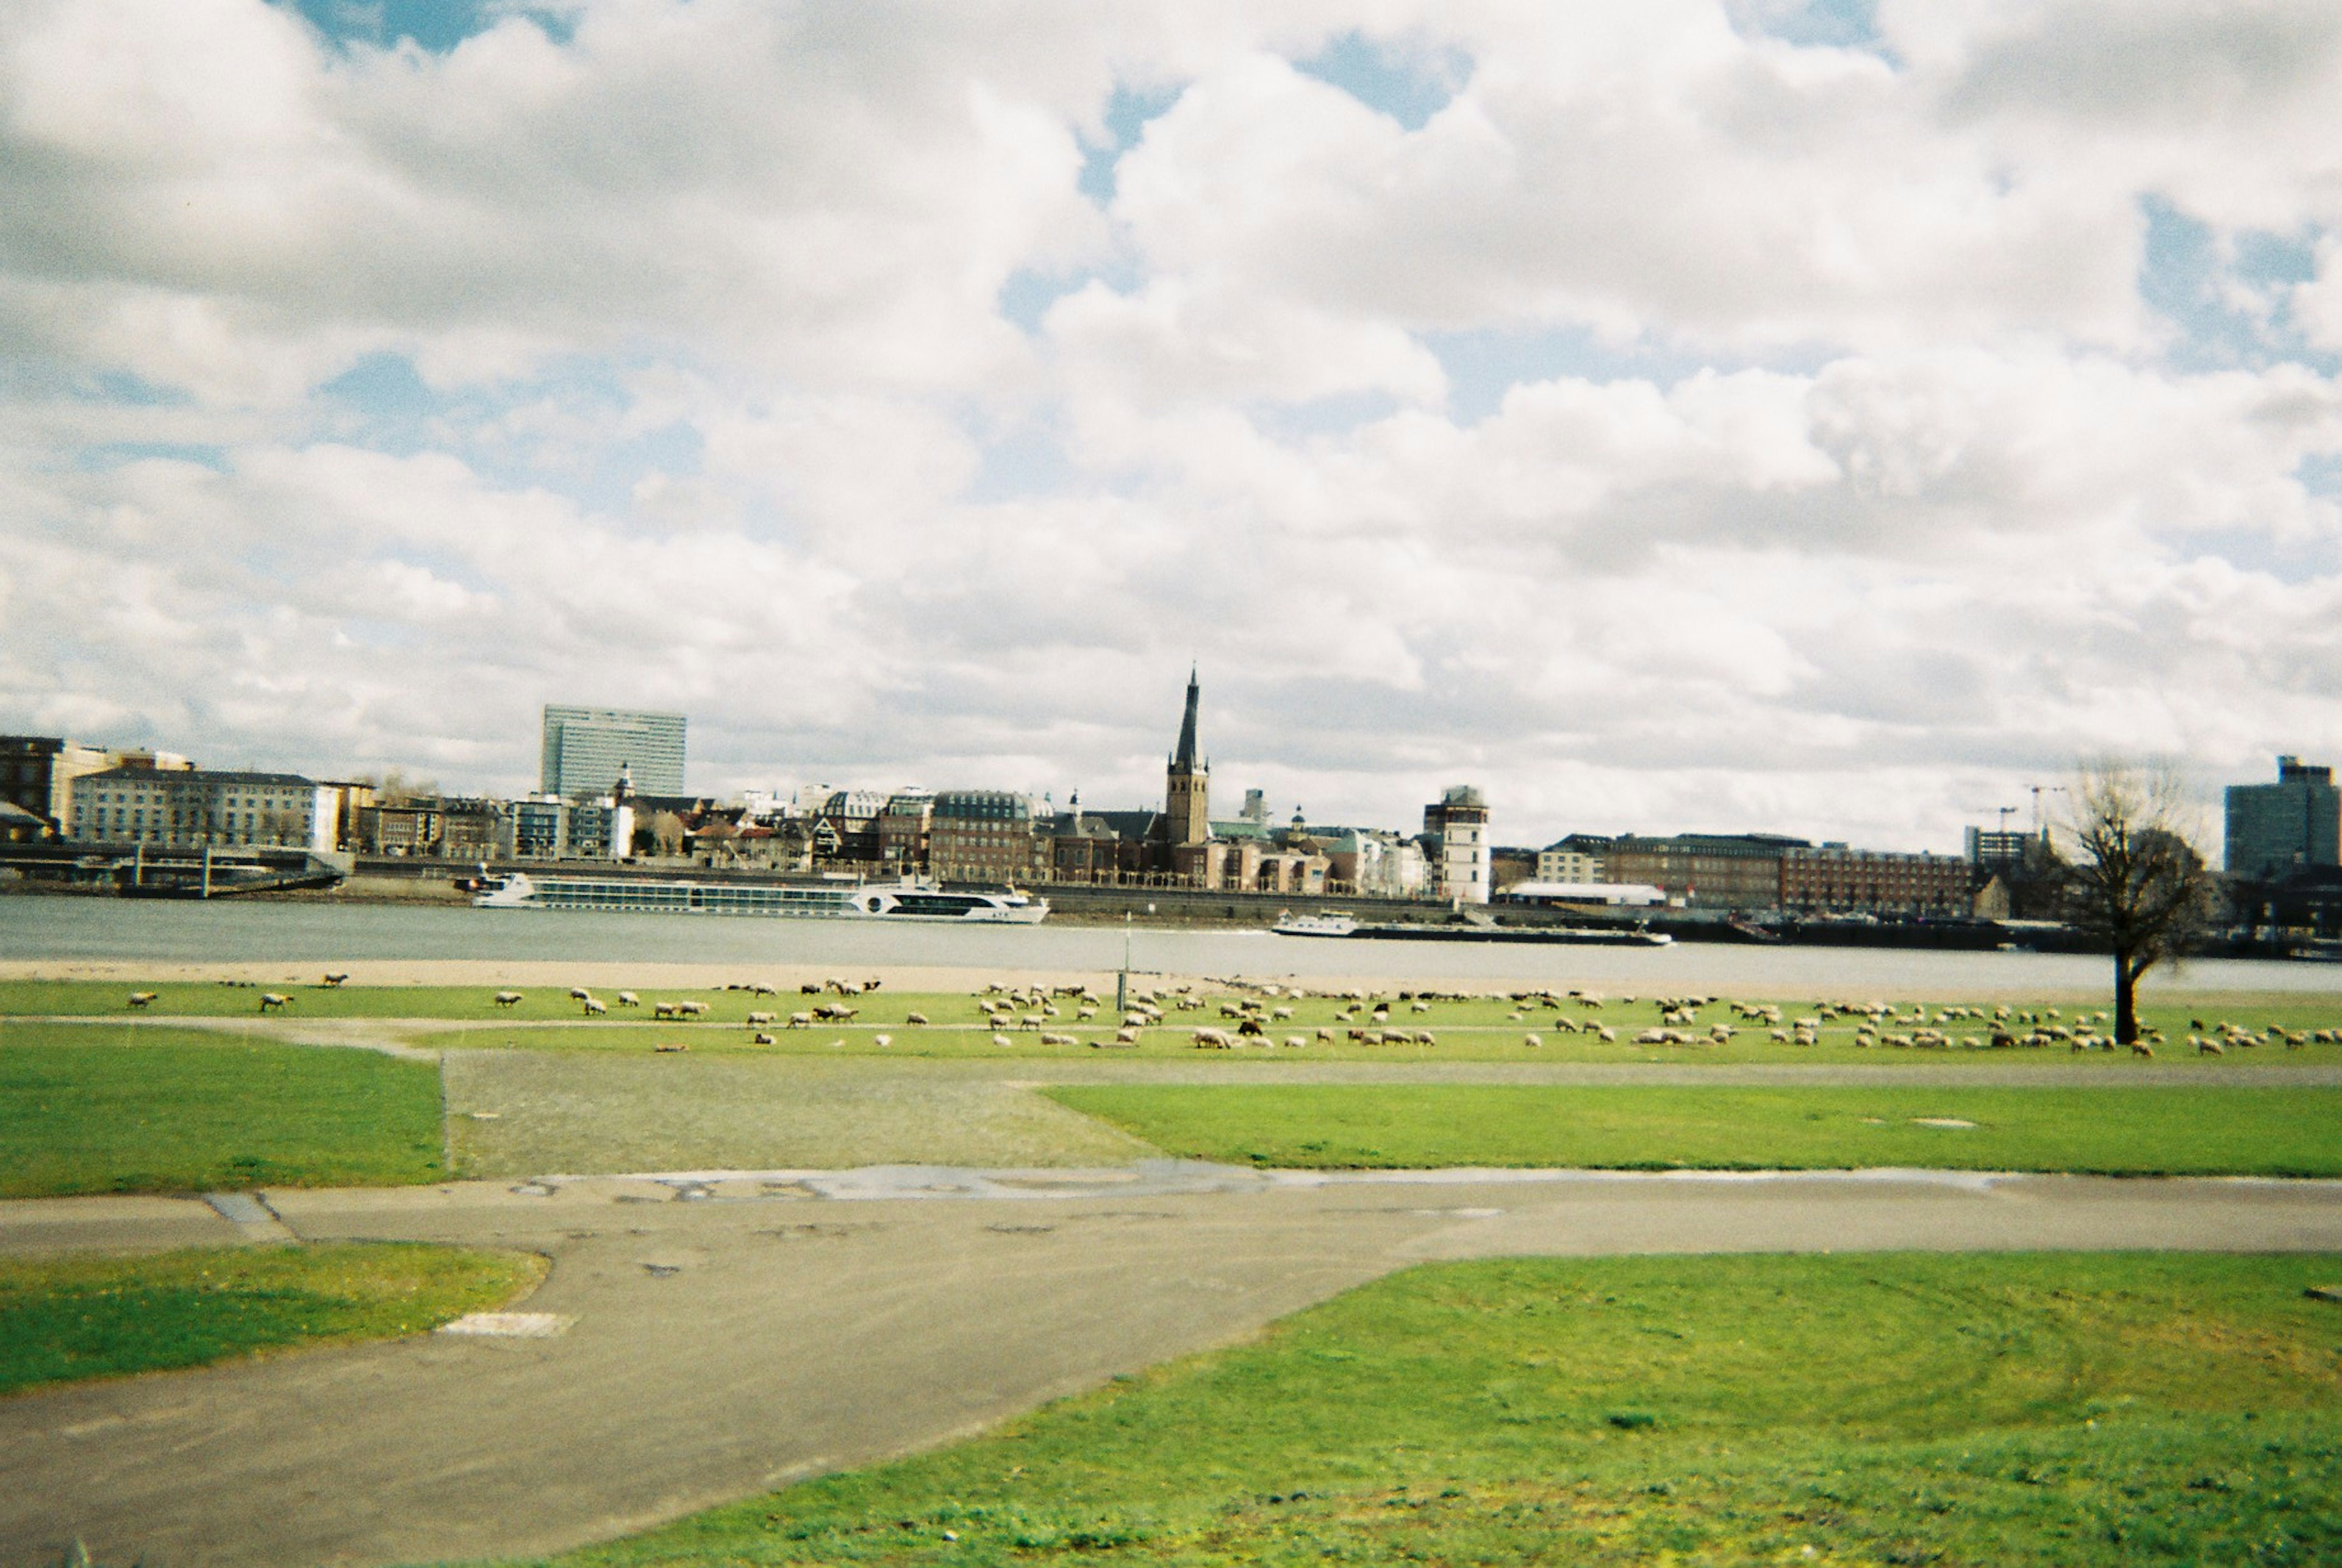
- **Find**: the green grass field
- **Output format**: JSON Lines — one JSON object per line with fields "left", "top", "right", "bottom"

{"left": 0, "top": 1023, "right": 446, "bottom": 1197}
{"left": 1045, "top": 1083, "right": 2342, "bottom": 1175}
{"left": 509, "top": 1252, "right": 2342, "bottom": 1567}
{"left": 10, "top": 979, "right": 2342, "bottom": 1069}
{"left": 0, "top": 1242, "right": 545, "bottom": 1397}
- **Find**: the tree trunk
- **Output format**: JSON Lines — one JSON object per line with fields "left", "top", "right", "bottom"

{"left": 2114, "top": 951, "right": 2138, "bottom": 1044}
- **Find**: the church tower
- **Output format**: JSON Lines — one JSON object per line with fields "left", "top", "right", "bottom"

{"left": 1165, "top": 667, "right": 1211, "bottom": 847}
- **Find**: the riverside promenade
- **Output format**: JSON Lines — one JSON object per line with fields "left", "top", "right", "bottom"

{"left": 5, "top": 1164, "right": 2341, "bottom": 1567}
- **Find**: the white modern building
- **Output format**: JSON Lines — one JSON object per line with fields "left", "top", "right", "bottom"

{"left": 540, "top": 704, "right": 686, "bottom": 798}
{"left": 67, "top": 768, "right": 337, "bottom": 852}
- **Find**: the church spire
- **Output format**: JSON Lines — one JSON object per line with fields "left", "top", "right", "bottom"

{"left": 1172, "top": 665, "right": 1201, "bottom": 772}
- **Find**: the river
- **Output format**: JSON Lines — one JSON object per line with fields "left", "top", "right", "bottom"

{"left": 3, "top": 897, "right": 2338, "bottom": 997}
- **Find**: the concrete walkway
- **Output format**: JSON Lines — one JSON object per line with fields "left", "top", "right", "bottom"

{"left": 4, "top": 1166, "right": 2341, "bottom": 1567}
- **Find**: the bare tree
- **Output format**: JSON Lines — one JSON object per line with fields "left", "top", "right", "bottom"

{"left": 2057, "top": 761, "right": 2219, "bottom": 1044}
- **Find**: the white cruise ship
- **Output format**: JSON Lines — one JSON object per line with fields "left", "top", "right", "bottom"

{"left": 472, "top": 872, "right": 1048, "bottom": 923}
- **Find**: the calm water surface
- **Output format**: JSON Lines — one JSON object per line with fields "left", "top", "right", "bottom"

{"left": 3, "top": 897, "right": 2337, "bottom": 996}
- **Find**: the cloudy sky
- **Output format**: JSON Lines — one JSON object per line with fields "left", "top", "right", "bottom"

{"left": 5, "top": 0, "right": 2340, "bottom": 851}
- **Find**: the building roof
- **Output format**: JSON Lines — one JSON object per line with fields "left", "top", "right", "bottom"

{"left": 77, "top": 767, "right": 318, "bottom": 788}
{"left": 1171, "top": 667, "right": 1202, "bottom": 771}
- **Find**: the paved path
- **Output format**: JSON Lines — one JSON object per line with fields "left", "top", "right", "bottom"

{"left": 4, "top": 1165, "right": 2341, "bottom": 1567}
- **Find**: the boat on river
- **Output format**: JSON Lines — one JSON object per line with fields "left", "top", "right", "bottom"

{"left": 472, "top": 872, "right": 1048, "bottom": 923}
{"left": 1270, "top": 910, "right": 1671, "bottom": 946}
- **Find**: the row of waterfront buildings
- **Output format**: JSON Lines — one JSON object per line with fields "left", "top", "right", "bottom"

{"left": 3, "top": 684, "right": 2336, "bottom": 924}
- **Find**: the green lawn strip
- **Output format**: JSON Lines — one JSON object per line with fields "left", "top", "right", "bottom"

{"left": 1042, "top": 1083, "right": 2342, "bottom": 1175}
{"left": 416, "top": 1018, "right": 2342, "bottom": 1067}
{"left": 0, "top": 1022, "right": 446, "bottom": 1197}
{"left": 0, "top": 1242, "right": 546, "bottom": 1397}
{"left": 503, "top": 1253, "right": 2342, "bottom": 1567}
{"left": 12, "top": 977, "right": 2342, "bottom": 1051}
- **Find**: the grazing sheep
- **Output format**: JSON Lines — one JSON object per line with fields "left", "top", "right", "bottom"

{"left": 654, "top": 1002, "right": 681, "bottom": 1020}
{"left": 569, "top": 987, "right": 592, "bottom": 1001}
{"left": 752, "top": 983, "right": 779, "bottom": 997}
{"left": 2198, "top": 1037, "right": 2224, "bottom": 1055}
{"left": 747, "top": 1011, "right": 775, "bottom": 1026}
{"left": 1596, "top": 1026, "right": 1617, "bottom": 1043}
{"left": 1019, "top": 1012, "right": 1044, "bottom": 1031}
{"left": 802, "top": 983, "right": 823, "bottom": 995}
{"left": 679, "top": 1000, "right": 711, "bottom": 1017}
{"left": 493, "top": 990, "right": 523, "bottom": 1008}
{"left": 1192, "top": 1026, "right": 1236, "bottom": 1049}
{"left": 617, "top": 991, "right": 640, "bottom": 1007}
{"left": 992, "top": 1032, "right": 1014, "bottom": 1048}
{"left": 126, "top": 991, "right": 159, "bottom": 1009}
{"left": 1283, "top": 1034, "right": 1309, "bottom": 1049}
{"left": 787, "top": 1012, "right": 813, "bottom": 1028}
{"left": 1317, "top": 1028, "right": 1334, "bottom": 1043}
{"left": 258, "top": 993, "right": 291, "bottom": 1012}
{"left": 873, "top": 1033, "right": 893, "bottom": 1048}
{"left": 1272, "top": 1006, "right": 1295, "bottom": 1020}
{"left": 1524, "top": 1032, "right": 1543, "bottom": 1048}
{"left": 582, "top": 997, "right": 607, "bottom": 1016}
{"left": 2129, "top": 1040, "right": 2154, "bottom": 1057}
{"left": 752, "top": 1032, "right": 775, "bottom": 1045}
{"left": 906, "top": 1011, "right": 929, "bottom": 1026}
{"left": 1114, "top": 1027, "right": 1141, "bottom": 1044}
{"left": 815, "top": 1003, "right": 860, "bottom": 1022}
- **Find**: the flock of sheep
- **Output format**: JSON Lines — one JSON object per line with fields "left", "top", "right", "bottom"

{"left": 121, "top": 975, "right": 2342, "bottom": 1060}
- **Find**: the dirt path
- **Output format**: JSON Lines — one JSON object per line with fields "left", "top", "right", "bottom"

{"left": 3, "top": 1167, "right": 2339, "bottom": 1568}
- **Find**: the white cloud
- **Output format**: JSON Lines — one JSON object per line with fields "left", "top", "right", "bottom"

{"left": 3, "top": 0, "right": 2342, "bottom": 851}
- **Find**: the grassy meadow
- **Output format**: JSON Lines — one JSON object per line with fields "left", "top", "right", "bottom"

{"left": 1045, "top": 1083, "right": 2342, "bottom": 1176}
{"left": 0, "top": 1242, "right": 546, "bottom": 1397}
{"left": 507, "top": 1251, "right": 2342, "bottom": 1567}
{"left": 0, "top": 1022, "right": 446, "bottom": 1198}
{"left": 9, "top": 979, "right": 2342, "bottom": 1069}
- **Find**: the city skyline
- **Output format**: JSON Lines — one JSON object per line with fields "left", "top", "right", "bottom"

{"left": 5, "top": 2, "right": 2340, "bottom": 853}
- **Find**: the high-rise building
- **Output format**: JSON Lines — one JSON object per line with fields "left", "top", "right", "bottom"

{"left": 2226, "top": 756, "right": 2341, "bottom": 879}
{"left": 540, "top": 704, "right": 686, "bottom": 798}
{"left": 1164, "top": 668, "right": 1210, "bottom": 848}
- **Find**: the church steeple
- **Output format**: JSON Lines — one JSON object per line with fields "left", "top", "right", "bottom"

{"left": 1165, "top": 666, "right": 1210, "bottom": 848}
{"left": 1172, "top": 664, "right": 1201, "bottom": 771}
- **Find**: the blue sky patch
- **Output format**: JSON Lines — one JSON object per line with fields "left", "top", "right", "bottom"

{"left": 73, "top": 442, "right": 230, "bottom": 474}
{"left": 1294, "top": 30, "right": 1469, "bottom": 132}
{"left": 2138, "top": 195, "right": 2333, "bottom": 374}
{"left": 1080, "top": 82, "right": 1185, "bottom": 205}
{"left": 1728, "top": 0, "right": 1886, "bottom": 54}
{"left": 275, "top": 0, "right": 573, "bottom": 52}
{"left": 317, "top": 350, "right": 703, "bottom": 512}
{"left": 1426, "top": 324, "right": 1816, "bottom": 423}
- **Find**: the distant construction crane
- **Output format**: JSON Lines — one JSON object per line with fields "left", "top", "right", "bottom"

{"left": 2027, "top": 784, "right": 2068, "bottom": 834}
